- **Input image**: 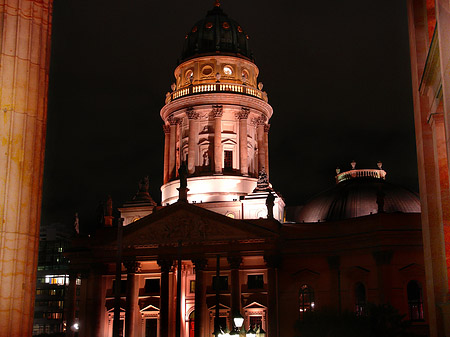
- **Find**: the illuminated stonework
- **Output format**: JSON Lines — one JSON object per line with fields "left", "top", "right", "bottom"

{"left": 160, "top": 8, "right": 284, "bottom": 220}
{"left": 0, "top": 1, "right": 54, "bottom": 336}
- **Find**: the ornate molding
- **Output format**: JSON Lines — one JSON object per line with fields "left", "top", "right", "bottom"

{"left": 168, "top": 115, "right": 179, "bottom": 125}
{"left": 212, "top": 105, "right": 223, "bottom": 118}
{"left": 186, "top": 107, "right": 199, "bottom": 120}
{"left": 124, "top": 260, "right": 142, "bottom": 274}
{"left": 157, "top": 258, "right": 174, "bottom": 273}
{"left": 163, "top": 124, "right": 170, "bottom": 134}
{"left": 236, "top": 107, "right": 250, "bottom": 120}
{"left": 264, "top": 124, "right": 270, "bottom": 132}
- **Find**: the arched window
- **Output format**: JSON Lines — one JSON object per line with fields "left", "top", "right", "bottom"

{"left": 407, "top": 280, "right": 424, "bottom": 321}
{"left": 299, "top": 284, "right": 314, "bottom": 318}
{"left": 355, "top": 282, "right": 366, "bottom": 316}
{"left": 188, "top": 310, "right": 195, "bottom": 337}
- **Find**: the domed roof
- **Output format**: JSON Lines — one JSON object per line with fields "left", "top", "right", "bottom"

{"left": 296, "top": 168, "right": 420, "bottom": 223}
{"left": 181, "top": 2, "right": 253, "bottom": 62}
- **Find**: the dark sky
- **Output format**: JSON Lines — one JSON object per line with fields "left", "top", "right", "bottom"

{"left": 42, "top": 0, "right": 418, "bottom": 229}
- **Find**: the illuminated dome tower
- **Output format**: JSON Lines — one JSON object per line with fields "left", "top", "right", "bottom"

{"left": 160, "top": 2, "right": 284, "bottom": 220}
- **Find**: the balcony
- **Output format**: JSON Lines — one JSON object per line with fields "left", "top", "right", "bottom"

{"left": 165, "top": 83, "right": 268, "bottom": 104}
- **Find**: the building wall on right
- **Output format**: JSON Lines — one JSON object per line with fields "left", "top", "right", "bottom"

{"left": 407, "top": 1, "right": 450, "bottom": 336}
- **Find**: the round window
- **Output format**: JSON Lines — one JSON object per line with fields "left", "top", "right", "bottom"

{"left": 242, "top": 69, "right": 249, "bottom": 80}
{"left": 185, "top": 69, "right": 193, "bottom": 81}
{"left": 202, "top": 66, "right": 213, "bottom": 76}
{"left": 223, "top": 66, "right": 233, "bottom": 76}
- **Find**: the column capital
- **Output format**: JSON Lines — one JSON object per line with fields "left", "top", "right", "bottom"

{"left": 124, "top": 260, "right": 142, "bottom": 274}
{"left": 264, "top": 254, "right": 281, "bottom": 268}
{"left": 163, "top": 124, "right": 171, "bottom": 133}
{"left": 212, "top": 105, "right": 223, "bottom": 118}
{"left": 264, "top": 123, "right": 270, "bottom": 132}
{"left": 192, "top": 258, "right": 208, "bottom": 271}
{"left": 168, "top": 115, "right": 179, "bottom": 125}
{"left": 236, "top": 107, "right": 250, "bottom": 119}
{"left": 227, "top": 256, "right": 242, "bottom": 269}
{"left": 157, "top": 258, "right": 174, "bottom": 273}
{"left": 186, "top": 107, "right": 199, "bottom": 119}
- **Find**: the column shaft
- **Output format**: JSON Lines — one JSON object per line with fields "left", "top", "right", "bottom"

{"left": 213, "top": 105, "right": 223, "bottom": 174}
{"left": 264, "top": 124, "right": 270, "bottom": 179}
{"left": 163, "top": 125, "right": 170, "bottom": 184}
{"left": 193, "top": 259, "right": 207, "bottom": 337}
{"left": 265, "top": 256, "right": 279, "bottom": 337}
{"left": 0, "top": 2, "right": 54, "bottom": 335}
{"left": 158, "top": 259, "right": 172, "bottom": 337}
{"left": 187, "top": 108, "right": 199, "bottom": 174}
{"left": 228, "top": 257, "right": 242, "bottom": 317}
{"left": 66, "top": 273, "right": 77, "bottom": 337}
{"left": 85, "top": 269, "right": 104, "bottom": 337}
{"left": 169, "top": 119, "right": 177, "bottom": 180}
{"left": 125, "top": 262, "right": 141, "bottom": 337}
{"left": 257, "top": 121, "right": 266, "bottom": 172}
{"left": 238, "top": 108, "right": 249, "bottom": 176}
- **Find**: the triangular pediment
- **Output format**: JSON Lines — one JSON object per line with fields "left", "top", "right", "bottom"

{"left": 291, "top": 268, "right": 320, "bottom": 282}
{"left": 119, "top": 202, "right": 278, "bottom": 246}
{"left": 140, "top": 304, "right": 160, "bottom": 312}
{"left": 244, "top": 301, "right": 267, "bottom": 309}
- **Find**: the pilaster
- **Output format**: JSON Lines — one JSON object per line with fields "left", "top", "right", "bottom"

{"left": 187, "top": 107, "right": 200, "bottom": 174}
{"left": 237, "top": 108, "right": 250, "bottom": 176}
{"left": 163, "top": 124, "right": 171, "bottom": 184}
{"left": 213, "top": 105, "right": 223, "bottom": 174}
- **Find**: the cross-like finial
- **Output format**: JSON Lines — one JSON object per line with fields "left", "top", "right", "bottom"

{"left": 214, "top": 0, "right": 220, "bottom": 7}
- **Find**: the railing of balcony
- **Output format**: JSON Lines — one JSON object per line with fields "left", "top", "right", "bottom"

{"left": 165, "top": 83, "right": 268, "bottom": 104}
{"left": 336, "top": 169, "right": 386, "bottom": 184}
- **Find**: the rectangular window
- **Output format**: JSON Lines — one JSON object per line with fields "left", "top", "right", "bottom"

{"left": 145, "top": 319, "right": 158, "bottom": 337}
{"left": 249, "top": 316, "right": 262, "bottom": 329}
{"left": 212, "top": 276, "right": 228, "bottom": 291}
{"left": 144, "top": 279, "right": 160, "bottom": 293}
{"left": 190, "top": 280, "right": 196, "bottom": 293}
{"left": 224, "top": 151, "right": 233, "bottom": 170}
{"left": 247, "top": 275, "right": 264, "bottom": 289}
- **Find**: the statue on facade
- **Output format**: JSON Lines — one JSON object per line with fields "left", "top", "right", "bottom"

{"left": 203, "top": 151, "right": 210, "bottom": 166}
{"left": 266, "top": 193, "right": 275, "bottom": 219}
{"left": 255, "top": 167, "right": 270, "bottom": 191}
{"left": 105, "top": 195, "right": 113, "bottom": 216}
{"left": 179, "top": 162, "right": 188, "bottom": 188}
{"left": 138, "top": 176, "right": 150, "bottom": 193}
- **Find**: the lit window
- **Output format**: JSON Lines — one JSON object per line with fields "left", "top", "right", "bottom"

{"left": 223, "top": 66, "right": 233, "bottom": 76}
{"left": 355, "top": 282, "right": 366, "bottom": 316}
{"left": 190, "top": 280, "right": 196, "bottom": 293}
{"left": 407, "top": 280, "right": 424, "bottom": 321}
{"left": 299, "top": 284, "right": 314, "bottom": 318}
{"left": 226, "top": 212, "right": 235, "bottom": 219}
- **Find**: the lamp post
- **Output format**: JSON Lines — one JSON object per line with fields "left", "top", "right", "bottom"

{"left": 246, "top": 325, "right": 256, "bottom": 337}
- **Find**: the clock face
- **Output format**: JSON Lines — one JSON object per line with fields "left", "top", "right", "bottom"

{"left": 223, "top": 66, "right": 233, "bottom": 76}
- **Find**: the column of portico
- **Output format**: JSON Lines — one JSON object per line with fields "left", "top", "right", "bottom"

{"left": 228, "top": 256, "right": 242, "bottom": 318}
{"left": 125, "top": 261, "right": 141, "bottom": 337}
{"left": 237, "top": 108, "right": 250, "bottom": 176}
{"left": 169, "top": 117, "right": 178, "bottom": 180}
{"left": 265, "top": 255, "right": 280, "bottom": 337}
{"left": 158, "top": 258, "right": 173, "bottom": 337}
{"left": 85, "top": 265, "right": 105, "bottom": 337}
{"left": 187, "top": 107, "right": 200, "bottom": 174}
{"left": 257, "top": 117, "right": 267, "bottom": 172}
{"left": 193, "top": 258, "right": 208, "bottom": 337}
{"left": 373, "top": 250, "right": 393, "bottom": 304}
{"left": 264, "top": 124, "right": 270, "bottom": 179}
{"left": 163, "top": 125, "right": 171, "bottom": 184}
{"left": 213, "top": 105, "right": 223, "bottom": 174}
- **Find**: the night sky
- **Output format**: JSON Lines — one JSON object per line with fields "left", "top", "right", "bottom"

{"left": 42, "top": 0, "right": 418, "bottom": 231}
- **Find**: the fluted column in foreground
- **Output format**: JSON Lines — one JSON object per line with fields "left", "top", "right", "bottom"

{"left": 187, "top": 107, "right": 199, "bottom": 174}
{"left": 213, "top": 105, "right": 223, "bottom": 174}
{"left": 237, "top": 108, "right": 249, "bottom": 176}
{"left": 0, "top": 1, "right": 53, "bottom": 336}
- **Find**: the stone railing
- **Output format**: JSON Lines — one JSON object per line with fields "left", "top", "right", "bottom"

{"left": 165, "top": 83, "right": 268, "bottom": 104}
{"left": 336, "top": 169, "right": 386, "bottom": 184}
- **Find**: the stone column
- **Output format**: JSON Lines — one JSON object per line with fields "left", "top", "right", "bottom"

{"left": 0, "top": 2, "right": 54, "bottom": 336}
{"left": 237, "top": 108, "right": 250, "bottom": 176}
{"left": 163, "top": 125, "right": 171, "bottom": 184}
{"left": 264, "top": 124, "right": 270, "bottom": 179}
{"left": 257, "top": 117, "right": 266, "bottom": 172}
{"left": 193, "top": 258, "right": 208, "bottom": 337}
{"left": 187, "top": 107, "right": 199, "bottom": 174}
{"left": 85, "top": 266, "right": 104, "bottom": 337}
{"left": 228, "top": 256, "right": 242, "bottom": 318}
{"left": 66, "top": 272, "right": 78, "bottom": 337}
{"left": 265, "top": 255, "right": 280, "bottom": 337}
{"left": 327, "top": 256, "right": 341, "bottom": 312}
{"left": 373, "top": 250, "right": 393, "bottom": 304}
{"left": 168, "top": 117, "right": 178, "bottom": 180}
{"left": 158, "top": 258, "right": 173, "bottom": 337}
{"left": 213, "top": 105, "right": 223, "bottom": 174}
{"left": 125, "top": 261, "right": 141, "bottom": 337}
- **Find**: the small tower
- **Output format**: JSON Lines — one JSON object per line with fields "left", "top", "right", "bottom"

{"left": 160, "top": 3, "right": 283, "bottom": 220}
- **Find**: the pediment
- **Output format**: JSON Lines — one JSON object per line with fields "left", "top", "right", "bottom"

{"left": 291, "top": 268, "right": 320, "bottom": 282}
{"left": 121, "top": 202, "right": 277, "bottom": 246}
{"left": 399, "top": 263, "right": 425, "bottom": 279}
{"left": 140, "top": 304, "right": 160, "bottom": 312}
{"left": 243, "top": 301, "right": 267, "bottom": 309}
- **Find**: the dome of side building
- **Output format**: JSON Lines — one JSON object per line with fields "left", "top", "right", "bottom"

{"left": 295, "top": 162, "right": 421, "bottom": 223}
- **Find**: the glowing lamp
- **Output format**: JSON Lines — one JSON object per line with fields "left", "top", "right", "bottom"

{"left": 233, "top": 313, "right": 244, "bottom": 329}
{"left": 70, "top": 323, "right": 79, "bottom": 332}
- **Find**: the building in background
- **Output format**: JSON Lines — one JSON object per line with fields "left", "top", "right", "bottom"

{"left": 66, "top": 3, "right": 429, "bottom": 337}
{"left": 33, "top": 222, "right": 77, "bottom": 336}
{"left": 407, "top": 1, "right": 450, "bottom": 336}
